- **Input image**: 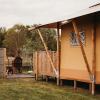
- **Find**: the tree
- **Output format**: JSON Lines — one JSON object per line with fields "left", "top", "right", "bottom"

{"left": 3, "top": 24, "right": 27, "bottom": 56}
{"left": 39, "top": 28, "right": 57, "bottom": 51}
{"left": 0, "top": 27, "right": 6, "bottom": 47}
{"left": 3, "top": 24, "right": 57, "bottom": 56}
{"left": 25, "top": 27, "right": 57, "bottom": 52}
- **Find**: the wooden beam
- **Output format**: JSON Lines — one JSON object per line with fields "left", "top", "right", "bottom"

{"left": 37, "top": 29, "right": 58, "bottom": 77}
{"left": 57, "top": 22, "right": 60, "bottom": 85}
{"left": 91, "top": 15, "right": 96, "bottom": 95}
{"left": 72, "top": 19, "right": 92, "bottom": 80}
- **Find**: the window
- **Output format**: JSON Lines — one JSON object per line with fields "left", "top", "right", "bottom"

{"left": 70, "top": 31, "right": 85, "bottom": 46}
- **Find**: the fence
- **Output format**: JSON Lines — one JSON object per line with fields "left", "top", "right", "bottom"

{"left": 33, "top": 51, "right": 57, "bottom": 78}
{"left": 0, "top": 48, "right": 6, "bottom": 78}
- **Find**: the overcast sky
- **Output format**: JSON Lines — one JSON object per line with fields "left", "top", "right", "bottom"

{"left": 0, "top": 0, "right": 99, "bottom": 28}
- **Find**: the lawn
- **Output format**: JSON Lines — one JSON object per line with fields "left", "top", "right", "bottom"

{"left": 0, "top": 78, "right": 99, "bottom": 100}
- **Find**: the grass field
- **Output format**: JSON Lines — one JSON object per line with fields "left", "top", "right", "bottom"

{"left": 0, "top": 78, "right": 99, "bottom": 100}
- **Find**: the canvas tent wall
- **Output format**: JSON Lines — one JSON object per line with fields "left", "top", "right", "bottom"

{"left": 60, "top": 12, "right": 100, "bottom": 84}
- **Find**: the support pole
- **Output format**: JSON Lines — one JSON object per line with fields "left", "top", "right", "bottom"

{"left": 91, "top": 15, "right": 96, "bottom": 95}
{"left": 72, "top": 20, "right": 92, "bottom": 79}
{"left": 57, "top": 22, "right": 60, "bottom": 85}
{"left": 37, "top": 29, "right": 58, "bottom": 77}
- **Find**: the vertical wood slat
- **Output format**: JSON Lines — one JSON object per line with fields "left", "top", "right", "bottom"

{"left": 52, "top": 51, "right": 57, "bottom": 73}
{"left": 41, "top": 52, "right": 43, "bottom": 74}
{"left": 35, "top": 52, "right": 38, "bottom": 81}
{"left": 45, "top": 52, "right": 47, "bottom": 75}
{"left": 33, "top": 53, "right": 34, "bottom": 76}
{"left": 39, "top": 52, "right": 41, "bottom": 74}
{"left": 50, "top": 51, "right": 52, "bottom": 75}
{"left": 43, "top": 52, "right": 46, "bottom": 74}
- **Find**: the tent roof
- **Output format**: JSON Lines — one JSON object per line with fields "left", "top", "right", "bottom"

{"left": 30, "top": 3, "right": 100, "bottom": 30}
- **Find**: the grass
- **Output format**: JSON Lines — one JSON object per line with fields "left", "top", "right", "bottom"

{"left": 0, "top": 78, "right": 99, "bottom": 100}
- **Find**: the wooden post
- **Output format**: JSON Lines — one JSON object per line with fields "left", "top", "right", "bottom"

{"left": 89, "top": 83, "right": 92, "bottom": 93}
{"left": 57, "top": 22, "right": 60, "bottom": 86}
{"left": 91, "top": 15, "right": 96, "bottom": 95}
{"left": 41, "top": 75, "right": 44, "bottom": 81}
{"left": 46, "top": 76, "right": 48, "bottom": 82}
{"left": 37, "top": 29, "right": 58, "bottom": 77}
{"left": 33, "top": 52, "right": 36, "bottom": 80}
{"left": 74, "top": 80, "right": 77, "bottom": 90}
{"left": 60, "top": 80, "right": 63, "bottom": 86}
{"left": 72, "top": 20, "right": 92, "bottom": 80}
{"left": 35, "top": 52, "right": 38, "bottom": 81}
{"left": 34, "top": 74, "right": 36, "bottom": 80}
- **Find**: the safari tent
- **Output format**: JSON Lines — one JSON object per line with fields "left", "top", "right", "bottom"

{"left": 31, "top": 3, "right": 100, "bottom": 94}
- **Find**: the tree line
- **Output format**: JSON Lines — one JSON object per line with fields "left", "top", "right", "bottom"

{"left": 0, "top": 24, "right": 57, "bottom": 57}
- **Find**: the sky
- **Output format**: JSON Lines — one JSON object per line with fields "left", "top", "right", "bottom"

{"left": 0, "top": 0, "right": 99, "bottom": 28}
